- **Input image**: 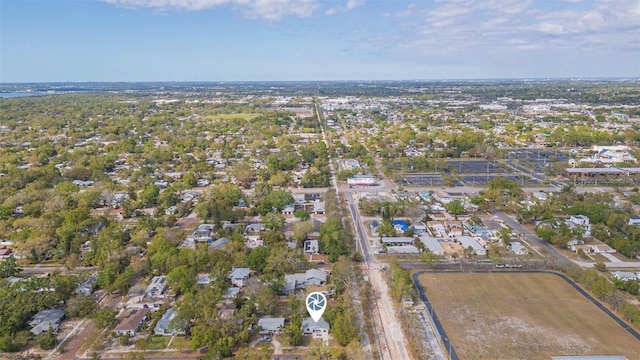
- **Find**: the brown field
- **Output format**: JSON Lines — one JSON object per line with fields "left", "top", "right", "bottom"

{"left": 418, "top": 273, "right": 640, "bottom": 360}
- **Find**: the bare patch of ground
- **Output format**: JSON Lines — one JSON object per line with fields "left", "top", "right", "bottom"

{"left": 419, "top": 273, "right": 640, "bottom": 360}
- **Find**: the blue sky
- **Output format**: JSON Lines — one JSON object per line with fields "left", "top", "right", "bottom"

{"left": 1, "top": 0, "right": 638, "bottom": 82}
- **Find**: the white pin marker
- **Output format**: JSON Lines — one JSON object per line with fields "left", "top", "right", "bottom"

{"left": 306, "top": 291, "right": 327, "bottom": 323}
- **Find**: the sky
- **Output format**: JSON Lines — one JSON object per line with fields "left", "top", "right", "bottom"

{"left": 1, "top": 0, "right": 639, "bottom": 82}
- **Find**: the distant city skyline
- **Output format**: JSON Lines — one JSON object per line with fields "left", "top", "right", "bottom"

{"left": 1, "top": 0, "right": 639, "bottom": 82}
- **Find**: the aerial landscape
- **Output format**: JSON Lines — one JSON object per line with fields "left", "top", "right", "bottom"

{"left": 1, "top": 1, "right": 639, "bottom": 360}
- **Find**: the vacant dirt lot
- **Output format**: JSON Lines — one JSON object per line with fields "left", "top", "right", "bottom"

{"left": 419, "top": 273, "right": 640, "bottom": 360}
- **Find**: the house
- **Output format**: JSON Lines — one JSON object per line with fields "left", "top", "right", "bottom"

{"left": 196, "top": 274, "right": 211, "bottom": 286}
{"left": 76, "top": 274, "right": 98, "bottom": 296}
{"left": 283, "top": 269, "right": 328, "bottom": 294}
{"left": 457, "top": 236, "right": 487, "bottom": 256}
{"left": 313, "top": 201, "right": 325, "bottom": 215}
{"left": 154, "top": 308, "right": 187, "bottom": 336}
{"left": 304, "top": 269, "right": 327, "bottom": 286}
{"left": 381, "top": 237, "right": 414, "bottom": 246}
{"left": 245, "top": 223, "right": 265, "bottom": 233}
{"left": 410, "top": 223, "right": 428, "bottom": 235}
{"left": 210, "top": 237, "right": 229, "bottom": 250}
{"left": 434, "top": 190, "right": 467, "bottom": 204}
{"left": 566, "top": 215, "right": 591, "bottom": 236}
{"left": 282, "top": 204, "right": 295, "bottom": 215}
{"left": 304, "top": 240, "right": 319, "bottom": 255}
{"left": 229, "top": 267, "right": 251, "bottom": 287}
{"left": 612, "top": 271, "right": 638, "bottom": 281}
{"left": 196, "top": 179, "right": 210, "bottom": 187}
{"left": 72, "top": 180, "right": 94, "bottom": 187}
{"left": 302, "top": 317, "right": 330, "bottom": 335}
{"left": 114, "top": 308, "right": 149, "bottom": 336}
{"left": 192, "top": 224, "right": 215, "bottom": 242}
{"left": 628, "top": 215, "right": 640, "bottom": 226}
{"left": 145, "top": 276, "right": 168, "bottom": 298}
{"left": 418, "top": 236, "right": 446, "bottom": 256}
{"left": 387, "top": 246, "right": 420, "bottom": 254}
{"left": 258, "top": 317, "right": 285, "bottom": 335}
{"left": 29, "top": 309, "right": 65, "bottom": 335}
{"left": 222, "top": 287, "right": 240, "bottom": 299}
{"left": 509, "top": 241, "right": 527, "bottom": 255}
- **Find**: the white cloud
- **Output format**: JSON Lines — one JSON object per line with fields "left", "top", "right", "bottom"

{"left": 103, "top": 0, "right": 319, "bottom": 20}
{"left": 325, "top": 0, "right": 364, "bottom": 15}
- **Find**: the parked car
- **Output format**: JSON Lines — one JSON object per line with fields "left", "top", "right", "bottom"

{"left": 495, "top": 264, "right": 505, "bottom": 268}
{"left": 259, "top": 337, "right": 272, "bottom": 343}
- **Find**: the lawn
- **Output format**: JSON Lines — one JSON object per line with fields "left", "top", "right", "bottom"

{"left": 140, "top": 335, "right": 170, "bottom": 350}
{"left": 418, "top": 273, "right": 640, "bottom": 360}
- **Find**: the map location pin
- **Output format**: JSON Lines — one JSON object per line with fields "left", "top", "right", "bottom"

{"left": 306, "top": 291, "right": 327, "bottom": 323}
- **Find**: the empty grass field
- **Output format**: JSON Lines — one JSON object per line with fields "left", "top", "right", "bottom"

{"left": 418, "top": 273, "right": 640, "bottom": 360}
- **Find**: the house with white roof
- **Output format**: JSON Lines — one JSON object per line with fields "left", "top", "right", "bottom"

{"left": 566, "top": 215, "right": 591, "bottom": 236}
{"left": 612, "top": 271, "right": 638, "bottom": 281}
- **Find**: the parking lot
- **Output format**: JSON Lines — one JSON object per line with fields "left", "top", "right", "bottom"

{"left": 445, "top": 160, "right": 507, "bottom": 174}
{"left": 460, "top": 174, "right": 541, "bottom": 186}
{"left": 398, "top": 173, "right": 448, "bottom": 186}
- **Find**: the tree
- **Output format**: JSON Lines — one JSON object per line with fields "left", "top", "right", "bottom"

{"left": 262, "top": 212, "right": 285, "bottom": 231}
{"left": 594, "top": 261, "right": 607, "bottom": 272}
{"left": 36, "top": 328, "right": 57, "bottom": 350}
{"left": 267, "top": 190, "right": 294, "bottom": 211}
{"left": 445, "top": 199, "right": 465, "bottom": 218}
{"left": 376, "top": 220, "right": 396, "bottom": 237}
{"left": 65, "top": 295, "right": 98, "bottom": 318}
{"left": 331, "top": 310, "right": 360, "bottom": 346}
{"left": 293, "top": 221, "right": 313, "bottom": 243}
{"left": 167, "top": 265, "right": 196, "bottom": 295}
{"left": 420, "top": 251, "right": 439, "bottom": 267}
{"left": 294, "top": 209, "right": 310, "bottom": 221}
{"left": 90, "top": 308, "right": 118, "bottom": 328}
{"left": 139, "top": 184, "right": 160, "bottom": 207}
{"left": 0, "top": 257, "right": 21, "bottom": 278}
{"left": 246, "top": 247, "right": 270, "bottom": 274}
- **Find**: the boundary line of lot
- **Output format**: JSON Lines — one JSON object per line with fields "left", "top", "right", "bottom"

{"left": 411, "top": 270, "right": 640, "bottom": 360}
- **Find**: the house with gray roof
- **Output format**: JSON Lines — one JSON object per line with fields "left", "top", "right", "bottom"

{"left": 76, "top": 273, "right": 98, "bottom": 296}
{"left": 418, "top": 236, "right": 445, "bottom": 255}
{"left": 229, "top": 267, "right": 251, "bottom": 287}
{"left": 258, "top": 317, "right": 285, "bottom": 335}
{"left": 145, "top": 276, "right": 168, "bottom": 298}
{"left": 154, "top": 308, "right": 187, "bottom": 336}
{"left": 302, "top": 317, "right": 330, "bottom": 335}
{"left": 304, "top": 240, "right": 319, "bottom": 254}
{"left": 29, "top": 309, "right": 65, "bottom": 335}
